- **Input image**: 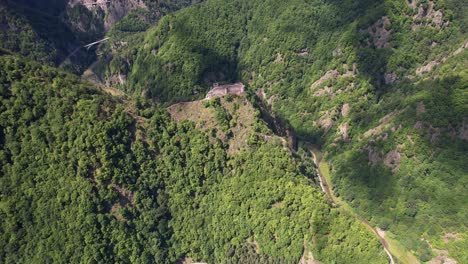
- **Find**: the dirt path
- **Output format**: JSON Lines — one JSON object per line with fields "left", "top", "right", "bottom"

{"left": 305, "top": 143, "right": 399, "bottom": 264}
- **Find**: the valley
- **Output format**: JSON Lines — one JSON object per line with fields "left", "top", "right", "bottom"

{"left": 306, "top": 143, "right": 418, "bottom": 264}
{"left": 0, "top": 0, "right": 467, "bottom": 263}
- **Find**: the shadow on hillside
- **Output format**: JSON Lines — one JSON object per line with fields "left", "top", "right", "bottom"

{"left": 4, "top": 0, "right": 97, "bottom": 73}
{"left": 326, "top": 0, "right": 391, "bottom": 93}
{"left": 329, "top": 74, "right": 468, "bottom": 260}
{"left": 132, "top": 15, "right": 241, "bottom": 103}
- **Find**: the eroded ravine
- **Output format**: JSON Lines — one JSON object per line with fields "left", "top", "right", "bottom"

{"left": 305, "top": 142, "right": 405, "bottom": 264}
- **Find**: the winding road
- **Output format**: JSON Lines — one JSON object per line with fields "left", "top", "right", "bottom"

{"left": 304, "top": 143, "right": 397, "bottom": 264}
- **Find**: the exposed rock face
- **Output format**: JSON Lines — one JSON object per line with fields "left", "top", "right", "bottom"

{"left": 414, "top": 121, "right": 445, "bottom": 143}
{"left": 274, "top": 52, "right": 284, "bottom": 63}
{"left": 310, "top": 69, "right": 340, "bottom": 89}
{"left": 338, "top": 123, "right": 349, "bottom": 141}
{"left": 415, "top": 41, "right": 468, "bottom": 75}
{"left": 453, "top": 41, "right": 468, "bottom": 56}
{"left": 341, "top": 103, "right": 350, "bottom": 117}
{"left": 427, "top": 255, "right": 458, "bottom": 264}
{"left": 443, "top": 233, "right": 462, "bottom": 243}
{"left": 416, "top": 59, "right": 441, "bottom": 75}
{"left": 107, "top": 73, "right": 127, "bottom": 86}
{"left": 311, "top": 65, "right": 357, "bottom": 97}
{"left": 414, "top": 121, "right": 424, "bottom": 130}
{"left": 410, "top": 0, "right": 449, "bottom": 29}
{"left": 332, "top": 47, "right": 343, "bottom": 57}
{"left": 425, "top": 238, "right": 459, "bottom": 264}
{"left": 318, "top": 117, "right": 334, "bottom": 133}
{"left": 362, "top": 16, "right": 391, "bottom": 48}
{"left": 313, "top": 86, "right": 333, "bottom": 97}
{"left": 299, "top": 250, "right": 322, "bottom": 264}
{"left": 363, "top": 109, "right": 406, "bottom": 138}
{"left": 407, "top": 0, "right": 418, "bottom": 8}
{"left": 297, "top": 48, "right": 309, "bottom": 56}
{"left": 367, "top": 147, "right": 382, "bottom": 165}
{"left": 367, "top": 147, "right": 401, "bottom": 172}
{"left": 384, "top": 150, "right": 401, "bottom": 172}
{"left": 384, "top": 72, "right": 397, "bottom": 84}
{"left": 69, "top": 0, "right": 147, "bottom": 30}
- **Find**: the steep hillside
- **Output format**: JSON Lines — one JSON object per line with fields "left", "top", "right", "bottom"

{"left": 98, "top": 0, "right": 468, "bottom": 262}
{"left": 0, "top": 0, "right": 203, "bottom": 73}
{"left": 0, "top": 0, "right": 94, "bottom": 72}
{"left": 66, "top": 0, "right": 204, "bottom": 36}
{"left": 0, "top": 54, "right": 390, "bottom": 263}
{"left": 1, "top": 0, "right": 466, "bottom": 263}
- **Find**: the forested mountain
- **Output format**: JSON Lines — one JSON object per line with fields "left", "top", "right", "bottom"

{"left": 0, "top": 0, "right": 202, "bottom": 73}
{"left": 0, "top": 0, "right": 467, "bottom": 263}
{"left": 0, "top": 55, "right": 387, "bottom": 263}
{"left": 92, "top": 0, "right": 467, "bottom": 262}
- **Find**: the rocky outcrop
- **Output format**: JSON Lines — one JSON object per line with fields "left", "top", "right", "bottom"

{"left": 341, "top": 103, "right": 350, "bottom": 117}
{"left": 384, "top": 150, "right": 401, "bottom": 172}
{"left": 414, "top": 121, "right": 442, "bottom": 143}
{"left": 367, "top": 147, "right": 401, "bottom": 172}
{"left": 416, "top": 41, "right": 468, "bottom": 75}
{"left": 407, "top": 0, "right": 418, "bottom": 8}
{"left": 318, "top": 117, "right": 334, "bottom": 133}
{"left": 411, "top": 0, "right": 448, "bottom": 30}
{"left": 69, "top": 0, "right": 148, "bottom": 30}
{"left": 338, "top": 122, "right": 349, "bottom": 141}
{"left": 107, "top": 73, "right": 127, "bottom": 86}
{"left": 313, "top": 86, "right": 333, "bottom": 97}
{"left": 311, "top": 64, "right": 357, "bottom": 97}
{"left": 384, "top": 72, "right": 397, "bottom": 84}
{"left": 367, "top": 147, "right": 383, "bottom": 165}
{"left": 310, "top": 70, "right": 340, "bottom": 89}
{"left": 361, "top": 16, "right": 391, "bottom": 48}
{"left": 363, "top": 109, "right": 406, "bottom": 138}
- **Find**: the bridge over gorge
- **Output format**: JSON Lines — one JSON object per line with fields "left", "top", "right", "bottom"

{"left": 59, "top": 37, "right": 110, "bottom": 68}
{"left": 84, "top": 37, "right": 110, "bottom": 50}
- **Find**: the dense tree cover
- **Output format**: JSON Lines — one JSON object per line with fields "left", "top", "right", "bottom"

{"left": 2, "top": 0, "right": 467, "bottom": 262}
{"left": 0, "top": 55, "right": 388, "bottom": 263}
{"left": 0, "top": 0, "right": 205, "bottom": 75}
{"left": 97, "top": 0, "right": 468, "bottom": 261}
{"left": 0, "top": 0, "right": 98, "bottom": 73}
{"left": 328, "top": 61, "right": 468, "bottom": 262}
{"left": 0, "top": 55, "right": 173, "bottom": 263}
